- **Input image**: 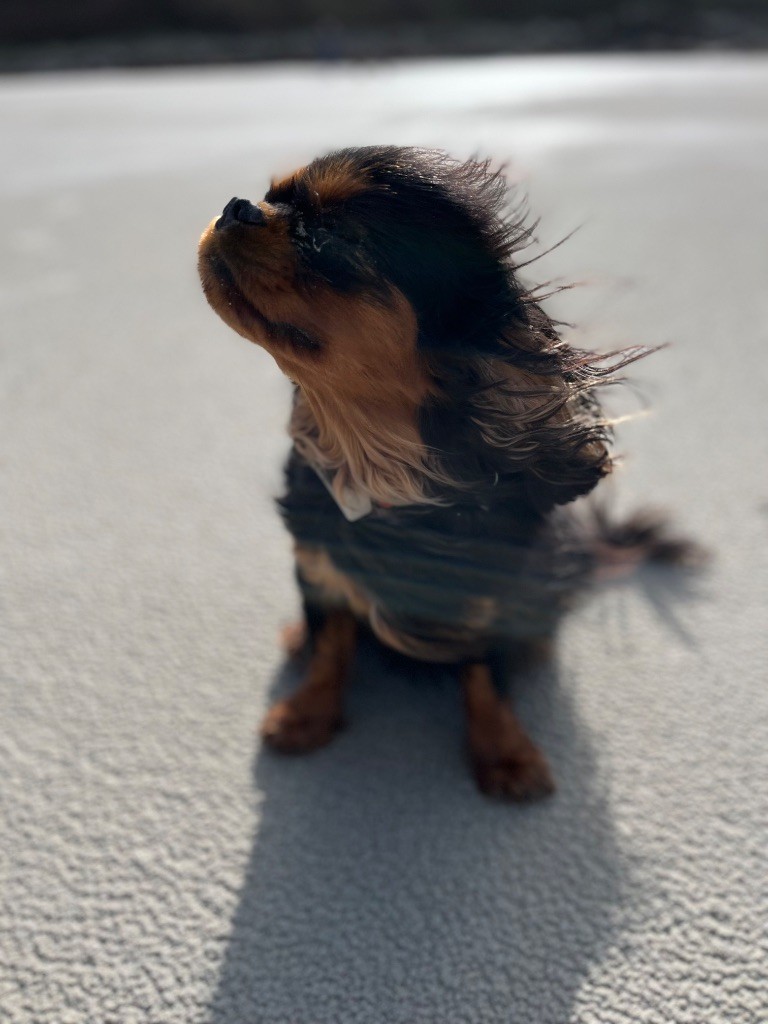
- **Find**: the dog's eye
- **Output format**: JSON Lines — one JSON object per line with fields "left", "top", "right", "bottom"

{"left": 270, "top": 321, "right": 321, "bottom": 353}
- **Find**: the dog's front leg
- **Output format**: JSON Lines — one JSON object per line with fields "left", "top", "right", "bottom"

{"left": 462, "top": 661, "right": 555, "bottom": 801}
{"left": 261, "top": 608, "right": 357, "bottom": 754}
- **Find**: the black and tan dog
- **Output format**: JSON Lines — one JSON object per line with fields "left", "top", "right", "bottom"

{"left": 198, "top": 146, "right": 689, "bottom": 800}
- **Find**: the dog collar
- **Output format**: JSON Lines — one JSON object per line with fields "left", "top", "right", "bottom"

{"left": 310, "top": 464, "right": 375, "bottom": 522}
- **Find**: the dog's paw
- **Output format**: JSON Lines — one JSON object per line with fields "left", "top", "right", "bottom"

{"left": 471, "top": 749, "right": 555, "bottom": 802}
{"left": 279, "top": 620, "right": 309, "bottom": 661}
{"left": 260, "top": 698, "right": 342, "bottom": 754}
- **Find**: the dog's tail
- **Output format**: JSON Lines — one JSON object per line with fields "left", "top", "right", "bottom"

{"left": 586, "top": 506, "right": 708, "bottom": 582}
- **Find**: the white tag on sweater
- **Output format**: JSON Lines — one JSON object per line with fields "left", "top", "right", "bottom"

{"left": 312, "top": 465, "right": 373, "bottom": 522}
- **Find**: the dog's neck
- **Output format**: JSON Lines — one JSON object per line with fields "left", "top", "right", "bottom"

{"left": 289, "top": 387, "right": 450, "bottom": 515}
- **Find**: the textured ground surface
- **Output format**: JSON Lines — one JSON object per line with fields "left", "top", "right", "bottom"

{"left": 1, "top": 55, "right": 767, "bottom": 1024}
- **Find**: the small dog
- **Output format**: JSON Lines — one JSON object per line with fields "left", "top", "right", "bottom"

{"left": 198, "top": 146, "right": 689, "bottom": 800}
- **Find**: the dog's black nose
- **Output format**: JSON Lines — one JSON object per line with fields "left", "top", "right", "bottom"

{"left": 216, "top": 197, "right": 266, "bottom": 230}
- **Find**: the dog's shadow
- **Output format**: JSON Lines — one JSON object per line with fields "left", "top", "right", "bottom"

{"left": 209, "top": 629, "right": 629, "bottom": 1024}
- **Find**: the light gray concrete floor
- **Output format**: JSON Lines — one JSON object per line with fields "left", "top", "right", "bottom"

{"left": 1, "top": 55, "right": 766, "bottom": 1024}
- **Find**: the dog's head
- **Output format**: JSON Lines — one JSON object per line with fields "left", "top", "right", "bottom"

{"left": 199, "top": 146, "right": 634, "bottom": 512}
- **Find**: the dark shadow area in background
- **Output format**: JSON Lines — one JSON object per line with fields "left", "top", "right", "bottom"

{"left": 2, "top": 2, "right": 768, "bottom": 72}
{"left": 209, "top": 629, "right": 630, "bottom": 1024}
{"left": 608, "top": 559, "right": 713, "bottom": 650}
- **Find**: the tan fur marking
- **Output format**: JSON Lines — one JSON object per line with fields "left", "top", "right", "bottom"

{"left": 295, "top": 545, "right": 372, "bottom": 619}
{"left": 296, "top": 546, "right": 497, "bottom": 663}
{"left": 261, "top": 608, "right": 357, "bottom": 754}
{"left": 462, "top": 662, "right": 555, "bottom": 800}
{"left": 367, "top": 608, "right": 467, "bottom": 663}
{"left": 272, "top": 157, "right": 369, "bottom": 207}
{"left": 200, "top": 210, "right": 295, "bottom": 287}
{"left": 286, "top": 288, "right": 447, "bottom": 507}
{"left": 197, "top": 215, "right": 298, "bottom": 346}
{"left": 308, "top": 162, "right": 369, "bottom": 205}
{"left": 367, "top": 599, "right": 497, "bottom": 663}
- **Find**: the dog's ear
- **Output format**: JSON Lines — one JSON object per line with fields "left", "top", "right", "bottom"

{"left": 425, "top": 328, "right": 647, "bottom": 513}
{"left": 521, "top": 423, "right": 611, "bottom": 512}
{"left": 469, "top": 354, "right": 613, "bottom": 512}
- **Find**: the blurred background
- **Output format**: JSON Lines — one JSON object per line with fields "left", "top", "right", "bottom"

{"left": 2, "top": 0, "right": 768, "bottom": 69}
{"left": 2, "top": 4, "right": 767, "bottom": 1024}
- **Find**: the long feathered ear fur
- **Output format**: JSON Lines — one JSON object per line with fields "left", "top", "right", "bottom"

{"left": 396, "top": 153, "right": 651, "bottom": 512}
{"left": 423, "top": 325, "right": 650, "bottom": 513}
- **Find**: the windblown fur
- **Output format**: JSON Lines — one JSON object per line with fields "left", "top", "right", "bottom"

{"left": 197, "top": 146, "right": 695, "bottom": 797}
{"left": 198, "top": 146, "right": 680, "bottom": 659}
